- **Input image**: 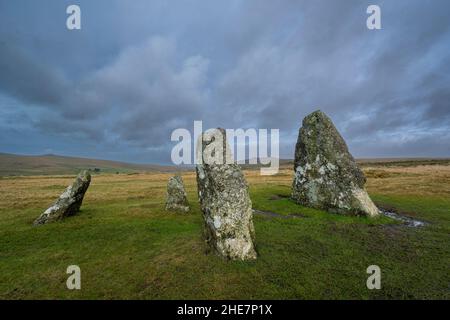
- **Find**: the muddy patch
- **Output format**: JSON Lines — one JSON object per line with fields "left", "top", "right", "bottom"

{"left": 268, "top": 194, "right": 290, "bottom": 201}
{"left": 253, "top": 209, "right": 306, "bottom": 219}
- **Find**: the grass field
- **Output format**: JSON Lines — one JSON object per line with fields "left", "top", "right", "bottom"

{"left": 0, "top": 163, "right": 449, "bottom": 299}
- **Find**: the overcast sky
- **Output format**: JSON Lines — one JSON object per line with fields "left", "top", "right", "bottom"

{"left": 0, "top": 0, "right": 449, "bottom": 164}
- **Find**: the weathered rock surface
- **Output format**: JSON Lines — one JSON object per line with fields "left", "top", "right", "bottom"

{"left": 292, "top": 110, "right": 379, "bottom": 217}
{"left": 34, "top": 170, "right": 91, "bottom": 225}
{"left": 165, "top": 175, "right": 190, "bottom": 213}
{"left": 196, "top": 128, "right": 257, "bottom": 260}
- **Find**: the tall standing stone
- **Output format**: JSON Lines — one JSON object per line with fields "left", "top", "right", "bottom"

{"left": 165, "top": 175, "right": 190, "bottom": 213}
{"left": 196, "top": 128, "right": 257, "bottom": 260}
{"left": 34, "top": 170, "right": 91, "bottom": 225}
{"left": 292, "top": 110, "right": 379, "bottom": 217}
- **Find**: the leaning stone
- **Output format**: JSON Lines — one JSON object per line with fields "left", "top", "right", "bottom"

{"left": 292, "top": 110, "right": 379, "bottom": 217}
{"left": 34, "top": 170, "right": 91, "bottom": 225}
{"left": 165, "top": 175, "right": 190, "bottom": 213}
{"left": 196, "top": 128, "right": 257, "bottom": 260}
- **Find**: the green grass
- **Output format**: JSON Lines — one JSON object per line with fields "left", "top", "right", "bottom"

{"left": 0, "top": 175, "right": 448, "bottom": 300}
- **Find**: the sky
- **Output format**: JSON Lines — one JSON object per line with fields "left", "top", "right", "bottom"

{"left": 0, "top": 0, "right": 449, "bottom": 164}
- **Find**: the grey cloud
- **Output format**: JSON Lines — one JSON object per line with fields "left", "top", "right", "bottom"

{"left": 83, "top": 37, "right": 210, "bottom": 146}
{"left": 2, "top": 35, "right": 210, "bottom": 150}
{"left": 213, "top": 0, "right": 450, "bottom": 158}
{"left": 0, "top": 0, "right": 449, "bottom": 162}
{"left": 0, "top": 43, "right": 69, "bottom": 106}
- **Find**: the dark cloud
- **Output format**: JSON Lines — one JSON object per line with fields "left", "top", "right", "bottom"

{"left": 0, "top": 43, "right": 69, "bottom": 106}
{"left": 0, "top": 0, "right": 449, "bottom": 163}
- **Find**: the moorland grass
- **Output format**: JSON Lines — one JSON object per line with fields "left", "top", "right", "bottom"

{"left": 0, "top": 166, "right": 449, "bottom": 299}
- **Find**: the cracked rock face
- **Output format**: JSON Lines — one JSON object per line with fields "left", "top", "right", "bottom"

{"left": 165, "top": 175, "right": 190, "bottom": 213}
{"left": 196, "top": 128, "right": 257, "bottom": 260}
{"left": 292, "top": 111, "right": 379, "bottom": 217}
{"left": 34, "top": 171, "right": 91, "bottom": 225}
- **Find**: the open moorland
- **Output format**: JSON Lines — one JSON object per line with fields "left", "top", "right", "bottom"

{"left": 0, "top": 153, "right": 179, "bottom": 176}
{"left": 0, "top": 160, "right": 449, "bottom": 299}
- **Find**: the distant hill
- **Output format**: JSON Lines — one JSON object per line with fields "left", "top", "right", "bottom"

{"left": 239, "top": 157, "right": 450, "bottom": 170}
{"left": 0, "top": 153, "right": 183, "bottom": 176}
{"left": 356, "top": 158, "right": 450, "bottom": 167}
{"left": 1, "top": 153, "right": 448, "bottom": 176}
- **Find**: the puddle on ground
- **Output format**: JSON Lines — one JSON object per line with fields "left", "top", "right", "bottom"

{"left": 379, "top": 209, "right": 427, "bottom": 228}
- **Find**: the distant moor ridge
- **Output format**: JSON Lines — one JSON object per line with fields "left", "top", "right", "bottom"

{"left": 1, "top": 153, "right": 449, "bottom": 177}
{"left": 0, "top": 153, "right": 179, "bottom": 176}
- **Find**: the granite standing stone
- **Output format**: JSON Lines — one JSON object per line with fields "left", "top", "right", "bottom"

{"left": 196, "top": 128, "right": 257, "bottom": 260}
{"left": 292, "top": 110, "right": 379, "bottom": 217}
{"left": 34, "top": 170, "right": 91, "bottom": 225}
{"left": 165, "top": 175, "right": 190, "bottom": 213}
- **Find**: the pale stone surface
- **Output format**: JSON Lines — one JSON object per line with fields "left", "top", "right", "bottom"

{"left": 34, "top": 170, "right": 91, "bottom": 225}
{"left": 165, "top": 175, "right": 190, "bottom": 213}
{"left": 292, "top": 110, "right": 379, "bottom": 217}
{"left": 196, "top": 128, "right": 257, "bottom": 260}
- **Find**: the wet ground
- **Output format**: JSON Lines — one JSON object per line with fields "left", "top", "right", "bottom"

{"left": 253, "top": 209, "right": 306, "bottom": 219}
{"left": 256, "top": 196, "right": 428, "bottom": 227}
{"left": 379, "top": 209, "right": 427, "bottom": 227}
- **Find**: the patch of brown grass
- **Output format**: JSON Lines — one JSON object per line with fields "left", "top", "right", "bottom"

{"left": 1, "top": 163, "right": 449, "bottom": 213}
{"left": 363, "top": 165, "right": 450, "bottom": 196}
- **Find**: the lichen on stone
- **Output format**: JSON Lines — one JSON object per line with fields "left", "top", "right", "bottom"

{"left": 196, "top": 128, "right": 257, "bottom": 260}
{"left": 165, "top": 175, "right": 190, "bottom": 213}
{"left": 34, "top": 170, "right": 91, "bottom": 225}
{"left": 292, "top": 110, "right": 379, "bottom": 217}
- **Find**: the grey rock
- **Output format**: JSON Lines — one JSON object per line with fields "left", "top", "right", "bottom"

{"left": 165, "top": 175, "right": 190, "bottom": 213}
{"left": 34, "top": 170, "right": 91, "bottom": 225}
{"left": 196, "top": 128, "right": 257, "bottom": 260}
{"left": 292, "top": 110, "right": 379, "bottom": 217}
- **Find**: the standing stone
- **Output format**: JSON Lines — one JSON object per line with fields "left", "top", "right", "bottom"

{"left": 196, "top": 128, "right": 257, "bottom": 260}
{"left": 34, "top": 170, "right": 91, "bottom": 225}
{"left": 165, "top": 175, "right": 190, "bottom": 213}
{"left": 292, "top": 110, "right": 379, "bottom": 217}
